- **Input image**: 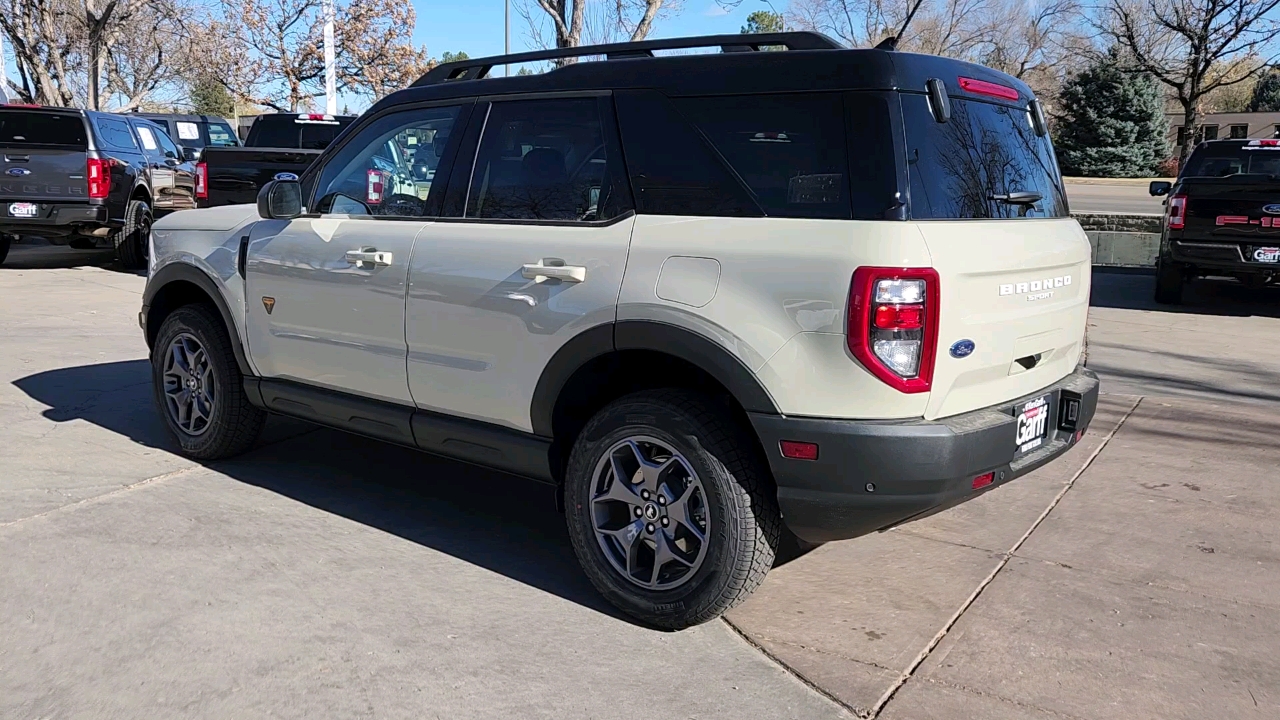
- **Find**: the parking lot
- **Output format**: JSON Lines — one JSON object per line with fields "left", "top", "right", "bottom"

{"left": 2, "top": 244, "right": 1278, "bottom": 719}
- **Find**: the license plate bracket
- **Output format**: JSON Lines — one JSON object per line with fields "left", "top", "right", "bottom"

{"left": 8, "top": 202, "right": 38, "bottom": 218}
{"left": 1250, "top": 246, "right": 1280, "bottom": 263}
{"left": 1014, "top": 394, "right": 1052, "bottom": 454}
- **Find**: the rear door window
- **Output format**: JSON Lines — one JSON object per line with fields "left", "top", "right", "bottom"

{"left": 903, "top": 94, "right": 1067, "bottom": 219}
{"left": 675, "top": 92, "right": 854, "bottom": 219}
{"left": 95, "top": 117, "right": 139, "bottom": 151}
{"left": 0, "top": 111, "right": 89, "bottom": 148}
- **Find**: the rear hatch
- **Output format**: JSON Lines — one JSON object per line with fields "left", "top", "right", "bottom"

{"left": 900, "top": 93, "right": 1091, "bottom": 420}
{"left": 0, "top": 108, "right": 91, "bottom": 205}
{"left": 1174, "top": 142, "right": 1280, "bottom": 263}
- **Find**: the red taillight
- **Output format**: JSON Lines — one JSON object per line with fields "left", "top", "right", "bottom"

{"left": 957, "top": 76, "right": 1020, "bottom": 101}
{"left": 86, "top": 157, "right": 111, "bottom": 199}
{"left": 848, "top": 267, "right": 940, "bottom": 394}
{"left": 366, "top": 168, "right": 386, "bottom": 205}
{"left": 779, "top": 440, "right": 819, "bottom": 461}
{"left": 195, "top": 162, "right": 207, "bottom": 199}
{"left": 1167, "top": 194, "right": 1187, "bottom": 230}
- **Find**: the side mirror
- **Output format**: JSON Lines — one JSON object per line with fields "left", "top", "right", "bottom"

{"left": 258, "top": 179, "right": 303, "bottom": 219}
{"left": 182, "top": 147, "right": 199, "bottom": 162}
{"left": 1149, "top": 181, "right": 1172, "bottom": 197}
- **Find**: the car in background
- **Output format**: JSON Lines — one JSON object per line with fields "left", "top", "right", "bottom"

{"left": 196, "top": 113, "right": 355, "bottom": 207}
{"left": 133, "top": 112, "right": 241, "bottom": 159}
{"left": 0, "top": 105, "right": 197, "bottom": 268}
{"left": 1150, "top": 138, "right": 1280, "bottom": 302}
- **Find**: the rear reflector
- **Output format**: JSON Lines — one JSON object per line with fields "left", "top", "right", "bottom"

{"left": 972, "top": 472, "right": 994, "bottom": 490}
{"left": 780, "top": 440, "right": 819, "bottom": 461}
{"left": 957, "top": 77, "right": 1020, "bottom": 101}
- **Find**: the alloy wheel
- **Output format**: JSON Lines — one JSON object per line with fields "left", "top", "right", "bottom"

{"left": 161, "top": 332, "right": 217, "bottom": 436}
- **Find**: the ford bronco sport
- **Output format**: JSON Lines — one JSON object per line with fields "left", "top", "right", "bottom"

{"left": 140, "top": 33, "right": 1099, "bottom": 629}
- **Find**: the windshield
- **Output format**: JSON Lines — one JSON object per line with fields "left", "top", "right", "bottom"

{"left": 903, "top": 95, "right": 1067, "bottom": 219}
{"left": 1182, "top": 144, "right": 1280, "bottom": 177}
{"left": 0, "top": 111, "right": 88, "bottom": 148}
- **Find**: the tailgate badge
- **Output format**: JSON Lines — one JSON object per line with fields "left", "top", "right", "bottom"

{"left": 5, "top": 168, "right": 30, "bottom": 176}
{"left": 1264, "top": 204, "right": 1280, "bottom": 214}
{"left": 950, "top": 339, "right": 976, "bottom": 359}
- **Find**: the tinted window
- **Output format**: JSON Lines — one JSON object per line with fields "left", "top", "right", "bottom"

{"left": 300, "top": 123, "right": 343, "bottom": 149}
{"left": 615, "top": 90, "right": 760, "bottom": 217}
{"left": 0, "top": 111, "right": 88, "bottom": 147}
{"left": 466, "top": 98, "right": 618, "bottom": 222}
{"left": 316, "top": 105, "right": 462, "bottom": 217}
{"left": 904, "top": 95, "right": 1067, "bottom": 219}
{"left": 1182, "top": 144, "right": 1280, "bottom": 177}
{"left": 153, "top": 126, "right": 181, "bottom": 159}
{"left": 206, "top": 122, "right": 238, "bottom": 147}
{"left": 95, "top": 117, "right": 139, "bottom": 151}
{"left": 676, "top": 93, "right": 853, "bottom": 219}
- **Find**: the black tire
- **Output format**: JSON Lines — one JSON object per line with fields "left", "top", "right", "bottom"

{"left": 151, "top": 304, "right": 265, "bottom": 460}
{"left": 115, "top": 199, "right": 151, "bottom": 270}
{"left": 564, "top": 390, "right": 780, "bottom": 630}
{"left": 1154, "top": 258, "right": 1184, "bottom": 305}
{"left": 0, "top": 234, "right": 10, "bottom": 266}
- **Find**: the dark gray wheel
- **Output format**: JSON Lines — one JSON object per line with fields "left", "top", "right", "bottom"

{"left": 115, "top": 199, "right": 151, "bottom": 270}
{"left": 0, "top": 234, "right": 10, "bottom": 266}
{"left": 565, "top": 390, "right": 779, "bottom": 630}
{"left": 1154, "top": 258, "right": 1183, "bottom": 305}
{"left": 151, "top": 304, "right": 265, "bottom": 459}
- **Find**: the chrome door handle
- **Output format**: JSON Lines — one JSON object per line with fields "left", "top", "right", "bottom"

{"left": 345, "top": 248, "right": 393, "bottom": 267}
{"left": 522, "top": 258, "right": 586, "bottom": 283}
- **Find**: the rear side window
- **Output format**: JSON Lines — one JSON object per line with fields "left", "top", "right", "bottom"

{"left": 95, "top": 117, "right": 138, "bottom": 151}
{"left": 903, "top": 95, "right": 1067, "bottom": 219}
{"left": 676, "top": 93, "right": 854, "bottom": 219}
{"left": 206, "top": 122, "right": 238, "bottom": 147}
{"left": 614, "top": 90, "right": 760, "bottom": 217}
{"left": 0, "top": 112, "right": 88, "bottom": 148}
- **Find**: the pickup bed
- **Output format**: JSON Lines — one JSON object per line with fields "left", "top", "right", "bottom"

{"left": 196, "top": 114, "right": 353, "bottom": 208}
{"left": 1151, "top": 138, "right": 1280, "bottom": 302}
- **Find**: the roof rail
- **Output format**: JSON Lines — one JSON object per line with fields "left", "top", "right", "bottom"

{"left": 411, "top": 32, "right": 844, "bottom": 87}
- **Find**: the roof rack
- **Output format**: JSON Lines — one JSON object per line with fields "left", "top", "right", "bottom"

{"left": 411, "top": 32, "right": 843, "bottom": 87}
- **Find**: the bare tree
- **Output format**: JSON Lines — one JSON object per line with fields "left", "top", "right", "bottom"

{"left": 519, "top": 0, "right": 680, "bottom": 57}
{"left": 1099, "top": 0, "right": 1280, "bottom": 162}
{"left": 0, "top": 0, "right": 83, "bottom": 105}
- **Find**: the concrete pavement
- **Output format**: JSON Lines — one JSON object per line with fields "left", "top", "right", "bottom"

{"left": 2, "top": 248, "right": 1278, "bottom": 719}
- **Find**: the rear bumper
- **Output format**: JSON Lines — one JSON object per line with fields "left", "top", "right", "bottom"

{"left": 0, "top": 202, "right": 114, "bottom": 237}
{"left": 750, "top": 367, "right": 1099, "bottom": 543}
{"left": 1168, "top": 238, "right": 1280, "bottom": 273}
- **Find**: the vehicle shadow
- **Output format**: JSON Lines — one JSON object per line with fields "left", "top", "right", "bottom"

{"left": 1090, "top": 268, "right": 1280, "bottom": 318}
{"left": 11, "top": 359, "right": 628, "bottom": 623}
{"left": 1, "top": 242, "right": 128, "bottom": 272}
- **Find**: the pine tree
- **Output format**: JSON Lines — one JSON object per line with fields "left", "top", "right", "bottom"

{"left": 1053, "top": 50, "right": 1169, "bottom": 178}
{"left": 189, "top": 76, "right": 236, "bottom": 118}
{"left": 1248, "top": 70, "right": 1280, "bottom": 112}
{"left": 741, "top": 11, "right": 784, "bottom": 34}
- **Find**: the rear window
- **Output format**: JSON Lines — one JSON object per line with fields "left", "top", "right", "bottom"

{"left": 0, "top": 111, "right": 88, "bottom": 148}
{"left": 95, "top": 117, "right": 139, "bottom": 151}
{"left": 1182, "top": 144, "right": 1280, "bottom": 177}
{"left": 904, "top": 95, "right": 1067, "bottom": 219}
{"left": 250, "top": 116, "right": 351, "bottom": 149}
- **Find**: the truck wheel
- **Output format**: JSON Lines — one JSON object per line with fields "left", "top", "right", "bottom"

{"left": 151, "top": 304, "right": 265, "bottom": 460}
{"left": 1154, "top": 259, "right": 1184, "bottom": 305}
{"left": 0, "top": 234, "right": 10, "bottom": 266}
{"left": 564, "top": 390, "right": 780, "bottom": 630}
{"left": 115, "top": 199, "right": 152, "bottom": 270}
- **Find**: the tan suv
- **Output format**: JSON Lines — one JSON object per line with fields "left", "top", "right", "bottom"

{"left": 139, "top": 32, "right": 1099, "bottom": 629}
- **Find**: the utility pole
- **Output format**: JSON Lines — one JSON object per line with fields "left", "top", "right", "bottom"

{"left": 504, "top": 0, "right": 510, "bottom": 76}
{"left": 323, "top": 0, "right": 337, "bottom": 114}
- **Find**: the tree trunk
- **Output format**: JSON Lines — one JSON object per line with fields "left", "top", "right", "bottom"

{"left": 1179, "top": 103, "right": 1199, "bottom": 168}
{"left": 87, "top": 30, "right": 101, "bottom": 110}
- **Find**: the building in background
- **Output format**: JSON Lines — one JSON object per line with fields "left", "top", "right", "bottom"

{"left": 1169, "top": 111, "right": 1280, "bottom": 146}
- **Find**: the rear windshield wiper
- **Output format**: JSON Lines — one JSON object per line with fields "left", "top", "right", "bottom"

{"left": 990, "top": 191, "right": 1043, "bottom": 205}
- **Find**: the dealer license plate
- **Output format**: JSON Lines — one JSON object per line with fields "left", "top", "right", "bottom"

{"left": 8, "top": 202, "right": 38, "bottom": 218}
{"left": 1251, "top": 246, "right": 1280, "bottom": 263}
{"left": 1014, "top": 394, "right": 1051, "bottom": 454}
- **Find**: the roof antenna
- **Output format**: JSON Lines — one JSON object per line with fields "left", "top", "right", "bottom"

{"left": 875, "top": 0, "right": 926, "bottom": 51}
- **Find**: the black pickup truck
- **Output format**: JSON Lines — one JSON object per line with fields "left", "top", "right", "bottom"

{"left": 0, "top": 105, "right": 198, "bottom": 268}
{"left": 196, "top": 113, "right": 354, "bottom": 207}
{"left": 1150, "top": 138, "right": 1280, "bottom": 303}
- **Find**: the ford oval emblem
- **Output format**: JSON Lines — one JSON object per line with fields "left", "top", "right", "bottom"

{"left": 949, "top": 339, "right": 976, "bottom": 359}
{"left": 274, "top": 172, "right": 298, "bottom": 181}
{"left": 5, "top": 167, "right": 31, "bottom": 177}
{"left": 1263, "top": 204, "right": 1280, "bottom": 215}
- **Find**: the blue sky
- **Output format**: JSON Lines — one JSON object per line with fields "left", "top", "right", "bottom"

{"left": 411, "top": 0, "right": 774, "bottom": 60}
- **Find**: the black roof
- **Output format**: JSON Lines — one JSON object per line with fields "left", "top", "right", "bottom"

{"left": 133, "top": 111, "right": 234, "bottom": 123}
{"left": 370, "top": 32, "right": 1034, "bottom": 117}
